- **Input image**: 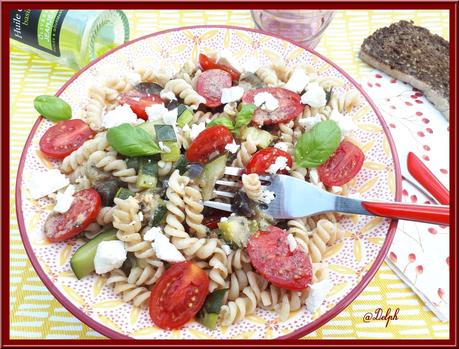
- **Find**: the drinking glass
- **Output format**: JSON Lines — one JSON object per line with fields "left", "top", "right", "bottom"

{"left": 251, "top": 10, "right": 335, "bottom": 48}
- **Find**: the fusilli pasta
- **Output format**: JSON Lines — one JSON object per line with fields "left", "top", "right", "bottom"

{"left": 163, "top": 79, "right": 206, "bottom": 109}
{"left": 278, "top": 121, "right": 295, "bottom": 154}
{"left": 184, "top": 185, "right": 207, "bottom": 238}
{"left": 232, "top": 137, "right": 257, "bottom": 168}
{"left": 106, "top": 269, "right": 151, "bottom": 307}
{"left": 88, "top": 150, "right": 137, "bottom": 183}
{"left": 127, "top": 261, "right": 165, "bottom": 286}
{"left": 97, "top": 206, "right": 115, "bottom": 225}
{"left": 61, "top": 132, "right": 108, "bottom": 173}
{"left": 220, "top": 287, "right": 257, "bottom": 326}
{"left": 256, "top": 66, "right": 282, "bottom": 86}
{"left": 241, "top": 173, "right": 262, "bottom": 202}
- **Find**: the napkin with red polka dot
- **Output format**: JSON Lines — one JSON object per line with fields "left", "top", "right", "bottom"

{"left": 362, "top": 70, "right": 450, "bottom": 322}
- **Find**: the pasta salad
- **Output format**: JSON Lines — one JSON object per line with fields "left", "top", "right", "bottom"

{"left": 31, "top": 51, "right": 365, "bottom": 330}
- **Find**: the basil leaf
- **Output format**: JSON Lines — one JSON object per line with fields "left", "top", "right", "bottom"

{"left": 294, "top": 120, "right": 341, "bottom": 168}
{"left": 34, "top": 95, "right": 72, "bottom": 122}
{"left": 107, "top": 123, "right": 163, "bottom": 157}
{"left": 234, "top": 104, "right": 256, "bottom": 129}
{"left": 206, "top": 116, "right": 235, "bottom": 130}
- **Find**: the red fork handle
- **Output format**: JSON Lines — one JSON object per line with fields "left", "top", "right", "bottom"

{"left": 362, "top": 201, "right": 450, "bottom": 226}
{"left": 407, "top": 152, "right": 450, "bottom": 205}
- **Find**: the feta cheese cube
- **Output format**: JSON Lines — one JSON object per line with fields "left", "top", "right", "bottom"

{"left": 274, "top": 142, "right": 290, "bottom": 153}
{"left": 145, "top": 104, "right": 165, "bottom": 123}
{"left": 189, "top": 122, "right": 206, "bottom": 141}
{"left": 301, "top": 82, "right": 326, "bottom": 108}
{"left": 54, "top": 185, "right": 75, "bottom": 213}
{"left": 287, "top": 234, "right": 298, "bottom": 252}
{"left": 94, "top": 240, "right": 127, "bottom": 274}
{"left": 266, "top": 156, "right": 290, "bottom": 174}
{"left": 217, "top": 49, "right": 242, "bottom": 73}
{"left": 153, "top": 236, "right": 185, "bottom": 263}
{"left": 298, "top": 114, "right": 322, "bottom": 131}
{"left": 220, "top": 217, "right": 228, "bottom": 223}
{"left": 285, "top": 68, "right": 310, "bottom": 93}
{"left": 145, "top": 103, "right": 178, "bottom": 126}
{"left": 259, "top": 190, "right": 276, "bottom": 205}
{"left": 26, "top": 169, "right": 70, "bottom": 200}
{"left": 224, "top": 140, "right": 240, "bottom": 154}
{"left": 254, "top": 92, "right": 279, "bottom": 111}
{"left": 162, "top": 108, "right": 179, "bottom": 126}
{"left": 143, "top": 226, "right": 163, "bottom": 241}
{"left": 329, "top": 109, "right": 356, "bottom": 140}
{"left": 144, "top": 227, "right": 185, "bottom": 263}
{"left": 102, "top": 104, "right": 138, "bottom": 128}
{"left": 221, "top": 86, "right": 244, "bottom": 104}
{"left": 305, "top": 279, "right": 333, "bottom": 312}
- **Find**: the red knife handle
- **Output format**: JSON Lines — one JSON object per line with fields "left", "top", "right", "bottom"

{"left": 407, "top": 152, "right": 450, "bottom": 205}
{"left": 362, "top": 201, "right": 450, "bottom": 226}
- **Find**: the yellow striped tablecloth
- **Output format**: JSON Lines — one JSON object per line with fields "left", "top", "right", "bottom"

{"left": 9, "top": 10, "right": 450, "bottom": 340}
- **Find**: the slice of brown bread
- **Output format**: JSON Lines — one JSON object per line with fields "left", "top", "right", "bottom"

{"left": 359, "top": 20, "right": 449, "bottom": 119}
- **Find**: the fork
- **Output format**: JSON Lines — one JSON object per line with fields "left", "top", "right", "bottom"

{"left": 204, "top": 167, "right": 450, "bottom": 226}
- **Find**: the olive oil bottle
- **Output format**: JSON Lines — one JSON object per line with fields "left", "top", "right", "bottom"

{"left": 10, "top": 10, "right": 130, "bottom": 70}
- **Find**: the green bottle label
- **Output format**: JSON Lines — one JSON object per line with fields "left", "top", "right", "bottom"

{"left": 10, "top": 10, "right": 68, "bottom": 56}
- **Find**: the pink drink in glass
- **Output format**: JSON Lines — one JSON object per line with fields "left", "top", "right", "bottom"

{"left": 251, "top": 10, "right": 335, "bottom": 48}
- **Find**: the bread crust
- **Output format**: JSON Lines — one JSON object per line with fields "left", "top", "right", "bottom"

{"left": 359, "top": 20, "right": 449, "bottom": 119}
{"left": 359, "top": 50, "right": 449, "bottom": 119}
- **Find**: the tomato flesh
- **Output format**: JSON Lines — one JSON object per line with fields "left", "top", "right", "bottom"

{"left": 119, "top": 90, "right": 164, "bottom": 120}
{"left": 242, "top": 87, "right": 304, "bottom": 126}
{"left": 149, "top": 262, "right": 209, "bottom": 330}
{"left": 247, "top": 226, "right": 312, "bottom": 290}
{"left": 39, "top": 119, "right": 95, "bottom": 159}
{"left": 196, "top": 69, "right": 232, "bottom": 108}
{"left": 44, "top": 189, "right": 101, "bottom": 242}
{"left": 199, "top": 53, "right": 240, "bottom": 82}
{"left": 186, "top": 125, "right": 233, "bottom": 164}
{"left": 318, "top": 140, "right": 365, "bottom": 186}
{"left": 246, "top": 147, "right": 293, "bottom": 175}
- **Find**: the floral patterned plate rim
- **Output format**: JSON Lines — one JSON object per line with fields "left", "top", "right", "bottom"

{"left": 16, "top": 25, "right": 402, "bottom": 340}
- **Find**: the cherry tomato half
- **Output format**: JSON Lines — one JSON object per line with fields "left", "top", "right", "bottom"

{"left": 119, "top": 90, "right": 164, "bottom": 120}
{"left": 186, "top": 125, "right": 234, "bottom": 164}
{"left": 247, "top": 226, "right": 312, "bottom": 290}
{"left": 44, "top": 189, "right": 101, "bottom": 242}
{"left": 149, "top": 262, "right": 209, "bottom": 330}
{"left": 242, "top": 87, "right": 304, "bottom": 126}
{"left": 196, "top": 69, "right": 232, "bottom": 108}
{"left": 39, "top": 119, "right": 95, "bottom": 159}
{"left": 246, "top": 147, "right": 293, "bottom": 175}
{"left": 318, "top": 140, "right": 365, "bottom": 186}
{"left": 199, "top": 53, "right": 240, "bottom": 82}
